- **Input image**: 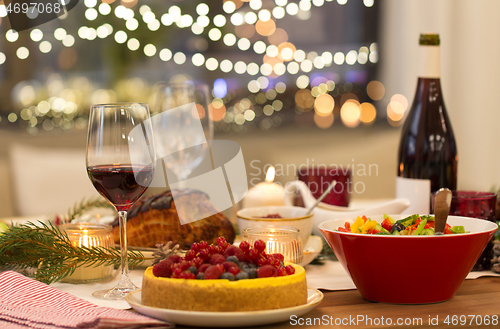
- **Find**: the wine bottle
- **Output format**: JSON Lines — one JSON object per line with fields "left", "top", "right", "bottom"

{"left": 396, "top": 33, "right": 458, "bottom": 214}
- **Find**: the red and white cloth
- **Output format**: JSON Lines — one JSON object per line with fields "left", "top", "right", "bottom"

{"left": 0, "top": 271, "right": 173, "bottom": 329}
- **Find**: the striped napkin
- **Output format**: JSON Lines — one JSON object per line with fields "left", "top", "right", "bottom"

{"left": 0, "top": 271, "right": 173, "bottom": 329}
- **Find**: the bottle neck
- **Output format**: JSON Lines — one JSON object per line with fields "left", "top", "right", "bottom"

{"left": 418, "top": 45, "right": 441, "bottom": 78}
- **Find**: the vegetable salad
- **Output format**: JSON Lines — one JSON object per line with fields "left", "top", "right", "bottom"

{"left": 336, "top": 214, "right": 467, "bottom": 235}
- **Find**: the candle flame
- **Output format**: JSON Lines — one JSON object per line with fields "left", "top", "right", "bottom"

{"left": 81, "top": 234, "right": 90, "bottom": 248}
{"left": 266, "top": 166, "right": 276, "bottom": 183}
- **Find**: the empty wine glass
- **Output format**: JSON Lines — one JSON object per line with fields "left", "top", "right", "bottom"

{"left": 86, "top": 103, "right": 155, "bottom": 300}
{"left": 153, "top": 81, "right": 213, "bottom": 187}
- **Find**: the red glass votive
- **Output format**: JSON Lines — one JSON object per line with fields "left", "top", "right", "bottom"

{"left": 297, "top": 167, "right": 352, "bottom": 207}
{"left": 448, "top": 191, "right": 497, "bottom": 271}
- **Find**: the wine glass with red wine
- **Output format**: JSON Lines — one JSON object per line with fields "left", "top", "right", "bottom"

{"left": 86, "top": 103, "right": 155, "bottom": 300}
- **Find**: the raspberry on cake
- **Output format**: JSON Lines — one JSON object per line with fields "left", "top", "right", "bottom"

{"left": 141, "top": 237, "right": 308, "bottom": 312}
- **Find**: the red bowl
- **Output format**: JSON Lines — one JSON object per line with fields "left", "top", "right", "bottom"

{"left": 319, "top": 215, "right": 497, "bottom": 304}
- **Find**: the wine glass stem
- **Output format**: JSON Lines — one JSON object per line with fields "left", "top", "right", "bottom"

{"left": 119, "top": 211, "right": 129, "bottom": 277}
{"left": 174, "top": 171, "right": 190, "bottom": 189}
{"left": 115, "top": 210, "right": 136, "bottom": 290}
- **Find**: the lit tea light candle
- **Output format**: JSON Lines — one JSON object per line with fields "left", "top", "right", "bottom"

{"left": 243, "top": 166, "right": 285, "bottom": 208}
{"left": 242, "top": 226, "right": 303, "bottom": 264}
{"left": 61, "top": 223, "right": 115, "bottom": 284}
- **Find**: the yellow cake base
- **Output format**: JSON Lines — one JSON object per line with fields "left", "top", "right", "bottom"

{"left": 141, "top": 264, "right": 307, "bottom": 312}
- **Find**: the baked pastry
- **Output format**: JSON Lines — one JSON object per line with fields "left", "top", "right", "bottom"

{"left": 141, "top": 264, "right": 307, "bottom": 311}
{"left": 141, "top": 238, "right": 307, "bottom": 311}
{"left": 111, "top": 189, "right": 235, "bottom": 249}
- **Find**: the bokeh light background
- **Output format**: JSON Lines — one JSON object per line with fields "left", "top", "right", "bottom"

{"left": 0, "top": 0, "right": 410, "bottom": 135}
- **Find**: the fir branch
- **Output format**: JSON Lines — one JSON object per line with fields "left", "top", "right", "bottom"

{"left": 0, "top": 221, "right": 151, "bottom": 284}
{"left": 66, "top": 197, "right": 115, "bottom": 222}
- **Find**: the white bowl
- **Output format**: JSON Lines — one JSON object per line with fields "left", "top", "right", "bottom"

{"left": 237, "top": 206, "right": 314, "bottom": 244}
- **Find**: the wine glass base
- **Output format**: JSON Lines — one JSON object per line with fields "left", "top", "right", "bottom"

{"left": 92, "top": 284, "right": 140, "bottom": 300}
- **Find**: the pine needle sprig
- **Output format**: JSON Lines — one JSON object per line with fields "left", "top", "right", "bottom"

{"left": 0, "top": 221, "right": 150, "bottom": 284}
{"left": 66, "top": 197, "right": 115, "bottom": 222}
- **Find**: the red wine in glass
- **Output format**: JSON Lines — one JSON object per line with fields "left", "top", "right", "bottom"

{"left": 88, "top": 164, "right": 154, "bottom": 212}
{"left": 86, "top": 102, "right": 155, "bottom": 300}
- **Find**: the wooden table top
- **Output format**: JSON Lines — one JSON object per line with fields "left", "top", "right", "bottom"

{"left": 176, "top": 276, "right": 500, "bottom": 329}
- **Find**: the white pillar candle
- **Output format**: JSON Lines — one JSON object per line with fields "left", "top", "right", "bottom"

{"left": 243, "top": 166, "right": 285, "bottom": 208}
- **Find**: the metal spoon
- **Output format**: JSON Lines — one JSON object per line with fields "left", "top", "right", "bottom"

{"left": 305, "top": 180, "right": 337, "bottom": 215}
{"left": 433, "top": 188, "right": 452, "bottom": 235}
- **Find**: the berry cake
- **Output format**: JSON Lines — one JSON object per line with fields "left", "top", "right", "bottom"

{"left": 141, "top": 238, "right": 308, "bottom": 312}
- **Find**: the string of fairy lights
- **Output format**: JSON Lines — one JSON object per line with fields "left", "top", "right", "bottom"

{"left": 0, "top": 0, "right": 409, "bottom": 133}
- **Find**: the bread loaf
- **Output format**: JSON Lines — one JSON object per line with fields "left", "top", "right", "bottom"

{"left": 112, "top": 189, "right": 235, "bottom": 249}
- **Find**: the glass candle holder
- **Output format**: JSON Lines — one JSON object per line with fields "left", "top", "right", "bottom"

{"left": 433, "top": 191, "right": 497, "bottom": 271}
{"left": 449, "top": 191, "right": 497, "bottom": 220}
{"left": 60, "top": 223, "right": 115, "bottom": 283}
{"left": 450, "top": 191, "right": 497, "bottom": 271}
{"left": 297, "top": 167, "right": 352, "bottom": 207}
{"left": 242, "top": 226, "right": 303, "bottom": 264}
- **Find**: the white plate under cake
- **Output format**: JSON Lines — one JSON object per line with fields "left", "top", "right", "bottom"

{"left": 126, "top": 288, "right": 323, "bottom": 328}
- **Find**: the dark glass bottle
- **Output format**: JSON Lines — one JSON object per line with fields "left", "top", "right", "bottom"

{"left": 396, "top": 33, "right": 458, "bottom": 213}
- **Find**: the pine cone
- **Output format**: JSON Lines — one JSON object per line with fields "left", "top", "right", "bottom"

{"left": 152, "top": 241, "right": 180, "bottom": 265}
